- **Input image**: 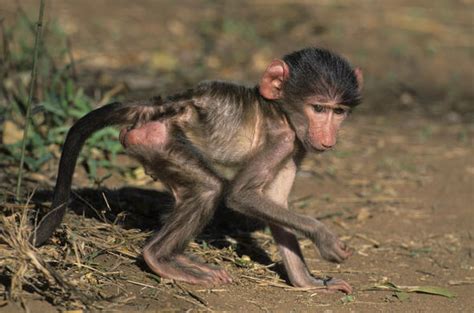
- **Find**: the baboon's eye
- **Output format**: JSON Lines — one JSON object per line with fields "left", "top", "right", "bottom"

{"left": 313, "top": 104, "right": 325, "bottom": 113}
{"left": 333, "top": 108, "right": 346, "bottom": 115}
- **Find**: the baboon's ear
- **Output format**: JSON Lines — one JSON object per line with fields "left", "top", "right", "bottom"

{"left": 259, "top": 59, "right": 290, "bottom": 100}
{"left": 354, "top": 67, "right": 364, "bottom": 92}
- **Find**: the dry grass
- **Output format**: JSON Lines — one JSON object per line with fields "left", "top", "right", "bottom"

{"left": 0, "top": 191, "right": 296, "bottom": 310}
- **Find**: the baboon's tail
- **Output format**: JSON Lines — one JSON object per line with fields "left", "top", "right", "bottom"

{"left": 31, "top": 99, "right": 163, "bottom": 246}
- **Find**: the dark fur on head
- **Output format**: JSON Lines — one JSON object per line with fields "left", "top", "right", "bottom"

{"left": 267, "top": 47, "right": 362, "bottom": 152}
{"left": 282, "top": 47, "right": 361, "bottom": 107}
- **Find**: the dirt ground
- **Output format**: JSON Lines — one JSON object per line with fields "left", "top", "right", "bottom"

{"left": 1, "top": 1, "right": 473, "bottom": 312}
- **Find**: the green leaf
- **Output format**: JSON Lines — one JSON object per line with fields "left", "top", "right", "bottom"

{"left": 68, "top": 108, "right": 89, "bottom": 119}
{"left": 341, "top": 294, "right": 355, "bottom": 304}
{"left": 367, "top": 281, "right": 456, "bottom": 298}
{"left": 66, "top": 78, "right": 74, "bottom": 101}
{"left": 235, "top": 255, "right": 252, "bottom": 267}
{"left": 42, "top": 100, "right": 66, "bottom": 117}
{"left": 36, "top": 152, "right": 53, "bottom": 166}
{"left": 47, "top": 126, "right": 69, "bottom": 143}
{"left": 406, "top": 286, "right": 456, "bottom": 298}
{"left": 31, "top": 131, "right": 45, "bottom": 146}
{"left": 409, "top": 247, "right": 432, "bottom": 257}
{"left": 74, "top": 88, "right": 87, "bottom": 105}
{"left": 394, "top": 291, "right": 410, "bottom": 302}
{"left": 145, "top": 273, "right": 161, "bottom": 284}
{"left": 87, "top": 158, "right": 97, "bottom": 179}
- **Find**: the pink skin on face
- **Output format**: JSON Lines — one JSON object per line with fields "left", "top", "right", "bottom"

{"left": 304, "top": 101, "right": 349, "bottom": 151}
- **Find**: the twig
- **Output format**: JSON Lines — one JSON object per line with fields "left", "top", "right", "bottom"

{"left": 240, "top": 275, "right": 289, "bottom": 288}
{"left": 71, "top": 189, "right": 108, "bottom": 224}
{"left": 175, "top": 282, "right": 209, "bottom": 307}
{"left": 66, "top": 37, "right": 78, "bottom": 81}
{"left": 448, "top": 280, "right": 474, "bottom": 286}
{"left": 97, "top": 82, "right": 127, "bottom": 106}
{"left": 173, "top": 294, "right": 209, "bottom": 310}
{"left": 355, "top": 233, "right": 381, "bottom": 247}
{"left": 15, "top": 0, "right": 46, "bottom": 200}
{"left": 72, "top": 262, "right": 121, "bottom": 276}
{"left": 334, "top": 196, "right": 418, "bottom": 203}
{"left": 126, "top": 280, "right": 158, "bottom": 289}
{"left": 0, "top": 16, "right": 10, "bottom": 69}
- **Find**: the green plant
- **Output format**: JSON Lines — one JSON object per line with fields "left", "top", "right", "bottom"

{"left": 1, "top": 10, "right": 123, "bottom": 184}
